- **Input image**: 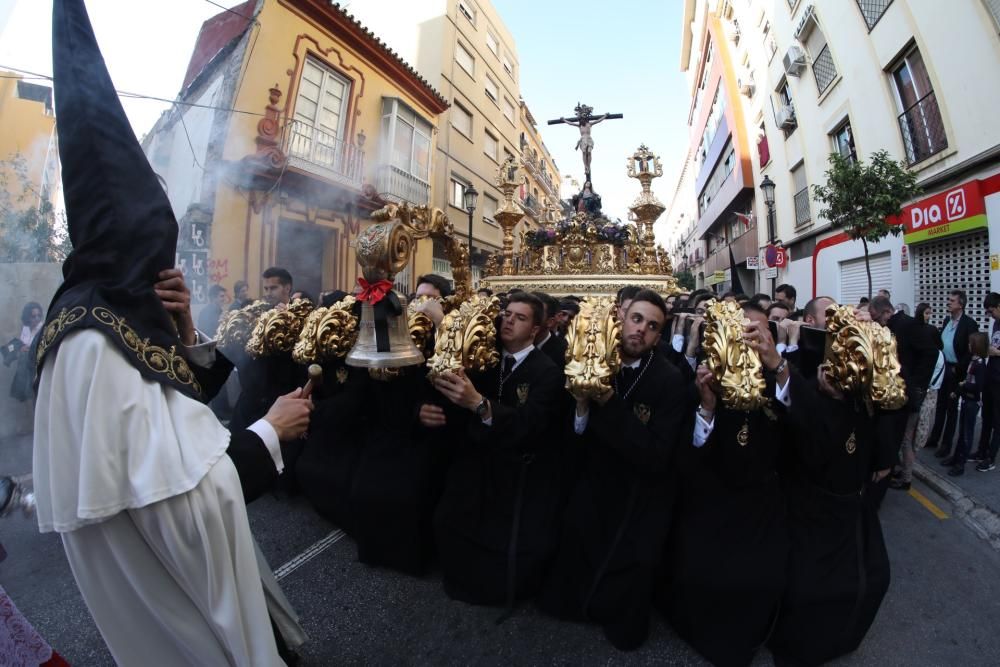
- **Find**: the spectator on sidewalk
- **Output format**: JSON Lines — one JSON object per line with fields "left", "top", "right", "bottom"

{"left": 890, "top": 303, "right": 944, "bottom": 490}
{"left": 943, "top": 333, "right": 988, "bottom": 476}
{"left": 927, "top": 290, "right": 978, "bottom": 458}
{"left": 230, "top": 280, "right": 252, "bottom": 310}
{"left": 973, "top": 293, "right": 1000, "bottom": 471}
{"left": 8, "top": 302, "right": 44, "bottom": 402}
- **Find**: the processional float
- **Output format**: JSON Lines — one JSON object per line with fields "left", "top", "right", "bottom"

{"left": 214, "top": 101, "right": 904, "bottom": 410}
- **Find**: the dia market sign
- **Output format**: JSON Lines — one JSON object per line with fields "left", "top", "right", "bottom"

{"left": 895, "top": 180, "right": 987, "bottom": 243}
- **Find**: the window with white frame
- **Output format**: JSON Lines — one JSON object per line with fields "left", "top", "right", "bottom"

{"left": 791, "top": 162, "right": 811, "bottom": 227}
{"left": 485, "top": 75, "right": 499, "bottom": 104}
{"left": 451, "top": 178, "right": 468, "bottom": 208}
{"left": 458, "top": 0, "right": 476, "bottom": 24}
{"left": 854, "top": 0, "right": 894, "bottom": 30}
{"left": 486, "top": 31, "right": 499, "bottom": 56}
{"left": 455, "top": 42, "right": 474, "bottom": 76}
{"left": 831, "top": 120, "right": 856, "bottom": 163}
{"left": 452, "top": 102, "right": 472, "bottom": 138}
{"left": 381, "top": 98, "right": 432, "bottom": 181}
{"left": 291, "top": 57, "right": 351, "bottom": 157}
{"left": 503, "top": 97, "right": 515, "bottom": 124}
{"left": 483, "top": 194, "right": 498, "bottom": 223}
{"left": 502, "top": 53, "right": 514, "bottom": 79}
{"left": 484, "top": 130, "right": 499, "bottom": 161}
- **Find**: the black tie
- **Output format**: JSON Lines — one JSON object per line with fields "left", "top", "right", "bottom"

{"left": 619, "top": 366, "right": 636, "bottom": 384}
{"left": 502, "top": 355, "right": 516, "bottom": 378}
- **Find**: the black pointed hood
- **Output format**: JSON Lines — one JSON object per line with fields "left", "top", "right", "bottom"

{"left": 36, "top": 0, "right": 203, "bottom": 399}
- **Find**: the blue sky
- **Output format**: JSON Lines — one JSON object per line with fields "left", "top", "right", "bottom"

{"left": 495, "top": 0, "right": 691, "bottom": 220}
{"left": 0, "top": 0, "right": 692, "bottom": 221}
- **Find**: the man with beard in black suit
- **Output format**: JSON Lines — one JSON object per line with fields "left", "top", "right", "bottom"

{"left": 424, "top": 292, "right": 565, "bottom": 613}
{"left": 538, "top": 289, "right": 688, "bottom": 651}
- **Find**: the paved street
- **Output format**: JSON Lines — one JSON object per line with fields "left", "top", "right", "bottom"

{"left": 4, "top": 430, "right": 1000, "bottom": 665}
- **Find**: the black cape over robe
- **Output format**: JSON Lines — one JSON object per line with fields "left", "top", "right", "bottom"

{"left": 347, "top": 367, "right": 454, "bottom": 575}
{"left": 539, "top": 350, "right": 688, "bottom": 651}
{"left": 768, "top": 369, "right": 891, "bottom": 666}
{"left": 663, "top": 391, "right": 789, "bottom": 667}
{"left": 433, "top": 348, "right": 565, "bottom": 606}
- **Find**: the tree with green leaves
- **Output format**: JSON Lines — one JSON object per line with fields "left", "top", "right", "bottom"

{"left": 0, "top": 153, "right": 70, "bottom": 263}
{"left": 811, "top": 149, "right": 920, "bottom": 299}
{"left": 675, "top": 269, "right": 696, "bottom": 291}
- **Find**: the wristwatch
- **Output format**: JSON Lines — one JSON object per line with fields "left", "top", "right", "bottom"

{"left": 697, "top": 405, "right": 714, "bottom": 420}
{"left": 475, "top": 397, "right": 490, "bottom": 418}
{"left": 766, "top": 358, "right": 788, "bottom": 375}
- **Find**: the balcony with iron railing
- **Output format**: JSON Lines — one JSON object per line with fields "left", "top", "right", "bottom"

{"left": 794, "top": 187, "right": 812, "bottom": 228}
{"left": 522, "top": 194, "right": 540, "bottom": 217}
{"left": 283, "top": 119, "right": 365, "bottom": 187}
{"left": 812, "top": 45, "right": 837, "bottom": 95}
{"left": 376, "top": 164, "right": 430, "bottom": 205}
{"left": 897, "top": 90, "right": 948, "bottom": 166}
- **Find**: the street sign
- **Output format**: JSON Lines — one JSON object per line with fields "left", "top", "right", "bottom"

{"left": 764, "top": 244, "right": 787, "bottom": 268}
{"left": 746, "top": 255, "right": 759, "bottom": 269}
{"left": 764, "top": 267, "right": 778, "bottom": 279}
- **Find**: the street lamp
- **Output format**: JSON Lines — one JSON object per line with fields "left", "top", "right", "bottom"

{"left": 463, "top": 184, "right": 478, "bottom": 275}
{"left": 759, "top": 175, "right": 777, "bottom": 295}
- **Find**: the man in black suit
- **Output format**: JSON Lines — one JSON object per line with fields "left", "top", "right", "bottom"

{"left": 532, "top": 291, "right": 568, "bottom": 369}
{"left": 928, "top": 289, "right": 979, "bottom": 456}
{"left": 539, "top": 290, "right": 688, "bottom": 651}
{"left": 423, "top": 292, "right": 565, "bottom": 611}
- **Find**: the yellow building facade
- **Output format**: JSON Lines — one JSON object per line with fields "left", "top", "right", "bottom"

{"left": 144, "top": 0, "right": 448, "bottom": 305}
{"left": 518, "top": 100, "right": 561, "bottom": 230}
{"left": 0, "top": 72, "right": 59, "bottom": 209}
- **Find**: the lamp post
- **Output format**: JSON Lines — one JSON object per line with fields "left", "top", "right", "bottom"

{"left": 463, "top": 184, "right": 478, "bottom": 276}
{"left": 760, "top": 175, "right": 777, "bottom": 296}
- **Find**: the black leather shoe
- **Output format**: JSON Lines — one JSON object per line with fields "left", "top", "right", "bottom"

{"left": 888, "top": 479, "right": 911, "bottom": 491}
{"left": 948, "top": 465, "right": 965, "bottom": 477}
{"left": 934, "top": 449, "right": 949, "bottom": 458}
{"left": 941, "top": 456, "right": 956, "bottom": 467}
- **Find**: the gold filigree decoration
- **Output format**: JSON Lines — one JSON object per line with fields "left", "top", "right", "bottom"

{"left": 702, "top": 299, "right": 768, "bottom": 411}
{"left": 564, "top": 297, "right": 621, "bottom": 400}
{"left": 822, "top": 304, "right": 907, "bottom": 411}
{"left": 91, "top": 306, "right": 201, "bottom": 394}
{"left": 217, "top": 300, "right": 272, "bottom": 358}
{"left": 426, "top": 295, "right": 500, "bottom": 380}
{"left": 291, "top": 295, "right": 358, "bottom": 363}
{"left": 246, "top": 298, "right": 315, "bottom": 358}
{"left": 35, "top": 306, "right": 86, "bottom": 363}
{"left": 407, "top": 295, "right": 438, "bottom": 358}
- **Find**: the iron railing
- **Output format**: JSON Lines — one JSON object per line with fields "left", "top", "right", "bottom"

{"left": 522, "top": 194, "right": 539, "bottom": 216}
{"left": 376, "top": 164, "right": 430, "bottom": 205}
{"left": 794, "top": 187, "right": 812, "bottom": 228}
{"left": 897, "top": 90, "right": 948, "bottom": 165}
{"left": 284, "top": 119, "right": 364, "bottom": 185}
{"left": 812, "top": 45, "right": 837, "bottom": 95}
{"left": 855, "top": 0, "right": 894, "bottom": 31}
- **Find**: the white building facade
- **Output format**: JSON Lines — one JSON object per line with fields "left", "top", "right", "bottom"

{"left": 694, "top": 0, "right": 1000, "bottom": 326}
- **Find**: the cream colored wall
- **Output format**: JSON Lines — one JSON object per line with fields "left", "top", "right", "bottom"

{"left": 518, "top": 104, "right": 561, "bottom": 232}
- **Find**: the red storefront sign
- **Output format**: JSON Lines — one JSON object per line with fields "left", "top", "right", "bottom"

{"left": 894, "top": 179, "right": 987, "bottom": 243}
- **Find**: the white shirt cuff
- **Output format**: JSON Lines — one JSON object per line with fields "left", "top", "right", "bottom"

{"left": 776, "top": 342, "right": 787, "bottom": 355}
{"left": 184, "top": 329, "right": 218, "bottom": 368}
{"left": 248, "top": 419, "right": 284, "bottom": 474}
{"left": 672, "top": 334, "right": 684, "bottom": 353}
{"left": 685, "top": 354, "right": 697, "bottom": 371}
{"left": 574, "top": 410, "right": 589, "bottom": 435}
{"left": 783, "top": 344, "right": 798, "bottom": 354}
{"left": 693, "top": 411, "right": 714, "bottom": 447}
{"left": 774, "top": 376, "right": 791, "bottom": 407}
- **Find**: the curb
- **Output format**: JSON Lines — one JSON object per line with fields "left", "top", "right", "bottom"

{"left": 913, "top": 461, "right": 1000, "bottom": 551}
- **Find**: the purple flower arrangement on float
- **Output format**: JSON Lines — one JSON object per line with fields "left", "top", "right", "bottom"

{"left": 524, "top": 217, "right": 635, "bottom": 248}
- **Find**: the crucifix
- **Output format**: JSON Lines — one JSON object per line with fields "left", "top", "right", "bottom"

{"left": 548, "top": 102, "right": 623, "bottom": 182}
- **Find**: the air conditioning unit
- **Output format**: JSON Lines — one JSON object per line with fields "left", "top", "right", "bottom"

{"left": 776, "top": 104, "right": 797, "bottom": 130}
{"left": 738, "top": 73, "right": 755, "bottom": 97}
{"left": 783, "top": 46, "right": 807, "bottom": 77}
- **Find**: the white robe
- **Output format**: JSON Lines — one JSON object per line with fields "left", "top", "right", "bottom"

{"left": 33, "top": 329, "right": 285, "bottom": 666}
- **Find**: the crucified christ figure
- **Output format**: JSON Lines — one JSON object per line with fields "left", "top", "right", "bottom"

{"left": 559, "top": 113, "right": 608, "bottom": 179}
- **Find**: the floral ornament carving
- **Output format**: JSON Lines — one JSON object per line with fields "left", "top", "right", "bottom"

{"left": 426, "top": 295, "right": 500, "bottom": 380}
{"left": 822, "top": 304, "right": 907, "bottom": 411}
{"left": 701, "top": 299, "right": 768, "bottom": 411}
{"left": 292, "top": 295, "right": 359, "bottom": 363}
{"left": 246, "top": 298, "right": 315, "bottom": 358}
{"left": 564, "top": 297, "right": 621, "bottom": 400}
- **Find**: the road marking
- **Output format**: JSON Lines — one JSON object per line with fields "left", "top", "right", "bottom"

{"left": 909, "top": 487, "right": 949, "bottom": 520}
{"left": 273, "top": 529, "right": 347, "bottom": 581}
